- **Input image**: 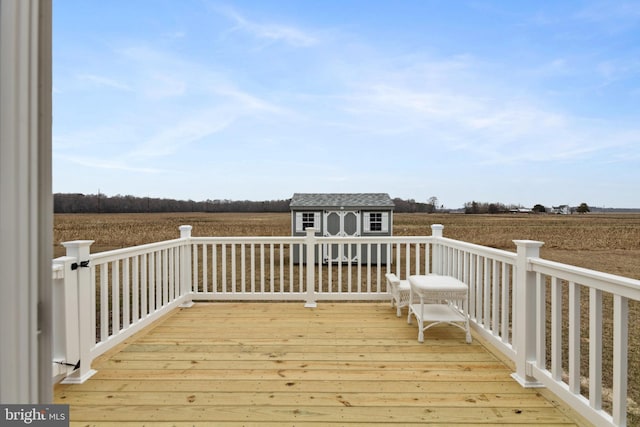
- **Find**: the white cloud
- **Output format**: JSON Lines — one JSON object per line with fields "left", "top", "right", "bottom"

{"left": 166, "top": 31, "right": 186, "bottom": 39}
{"left": 218, "top": 6, "right": 318, "bottom": 47}
{"left": 59, "top": 38, "right": 296, "bottom": 166}
{"left": 76, "top": 74, "right": 131, "bottom": 91}
{"left": 143, "top": 73, "right": 187, "bottom": 99}
{"left": 576, "top": 1, "right": 640, "bottom": 24}
{"left": 528, "top": 58, "right": 572, "bottom": 77}
{"left": 212, "top": 85, "right": 288, "bottom": 114}
{"left": 55, "top": 154, "right": 166, "bottom": 173}
{"left": 330, "top": 52, "right": 640, "bottom": 168}
{"left": 596, "top": 58, "right": 640, "bottom": 85}
{"left": 130, "top": 109, "right": 237, "bottom": 158}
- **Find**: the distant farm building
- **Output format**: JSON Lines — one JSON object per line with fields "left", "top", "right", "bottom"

{"left": 551, "top": 205, "right": 571, "bottom": 215}
{"left": 289, "top": 193, "right": 394, "bottom": 264}
{"left": 510, "top": 208, "right": 533, "bottom": 214}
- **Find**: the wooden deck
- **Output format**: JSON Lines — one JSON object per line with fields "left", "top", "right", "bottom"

{"left": 54, "top": 302, "right": 590, "bottom": 426}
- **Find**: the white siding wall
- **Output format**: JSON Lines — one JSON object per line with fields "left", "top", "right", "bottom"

{"left": 0, "top": 0, "right": 53, "bottom": 403}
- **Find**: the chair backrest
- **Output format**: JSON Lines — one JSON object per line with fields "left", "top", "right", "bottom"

{"left": 385, "top": 272, "right": 400, "bottom": 286}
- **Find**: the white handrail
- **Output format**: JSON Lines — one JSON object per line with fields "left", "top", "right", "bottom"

{"left": 89, "top": 238, "right": 184, "bottom": 264}
{"left": 530, "top": 257, "right": 640, "bottom": 299}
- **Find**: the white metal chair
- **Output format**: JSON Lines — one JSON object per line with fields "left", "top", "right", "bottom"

{"left": 385, "top": 273, "right": 411, "bottom": 317}
{"left": 407, "top": 275, "right": 472, "bottom": 344}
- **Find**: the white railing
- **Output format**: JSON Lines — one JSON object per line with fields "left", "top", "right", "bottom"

{"left": 523, "top": 256, "right": 640, "bottom": 427}
{"left": 189, "top": 233, "right": 433, "bottom": 304}
{"left": 431, "top": 235, "right": 518, "bottom": 359}
{"left": 51, "top": 224, "right": 640, "bottom": 426}
{"left": 51, "top": 226, "right": 194, "bottom": 384}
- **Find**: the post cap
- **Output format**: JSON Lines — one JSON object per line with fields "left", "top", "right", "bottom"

{"left": 179, "top": 225, "right": 193, "bottom": 238}
{"left": 61, "top": 240, "right": 95, "bottom": 248}
{"left": 512, "top": 240, "right": 544, "bottom": 248}
{"left": 431, "top": 224, "right": 444, "bottom": 237}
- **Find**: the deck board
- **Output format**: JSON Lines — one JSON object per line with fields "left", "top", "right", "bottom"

{"left": 55, "top": 302, "right": 588, "bottom": 426}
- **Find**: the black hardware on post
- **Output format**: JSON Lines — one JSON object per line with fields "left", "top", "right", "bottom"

{"left": 70, "top": 260, "right": 90, "bottom": 271}
{"left": 54, "top": 360, "right": 81, "bottom": 370}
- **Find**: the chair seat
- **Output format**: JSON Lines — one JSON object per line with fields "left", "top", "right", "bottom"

{"left": 397, "top": 280, "right": 410, "bottom": 291}
{"left": 410, "top": 275, "right": 467, "bottom": 298}
{"left": 385, "top": 273, "right": 411, "bottom": 317}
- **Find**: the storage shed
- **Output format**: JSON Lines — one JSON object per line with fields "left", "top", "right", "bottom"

{"left": 290, "top": 193, "right": 395, "bottom": 264}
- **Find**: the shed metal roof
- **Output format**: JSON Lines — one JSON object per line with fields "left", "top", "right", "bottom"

{"left": 289, "top": 193, "right": 395, "bottom": 209}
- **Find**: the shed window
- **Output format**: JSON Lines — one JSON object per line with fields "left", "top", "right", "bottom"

{"left": 295, "top": 212, "right": 320, "bottom": 232}
{"left": 364, "top": 212, "right": 388, "bottom": 233}
{"left": 369, "top": 213, "right": 382, "bottom": 231}
{"left": 302, "top": 212, "right": 315, "bottom": 229}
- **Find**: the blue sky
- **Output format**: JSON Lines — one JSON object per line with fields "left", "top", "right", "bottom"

{"left": 53, "top": 1, "right": 639, "bottom": 209}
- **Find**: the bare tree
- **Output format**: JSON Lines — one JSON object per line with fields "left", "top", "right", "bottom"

{"left": 426, "top": 196, "right": 439, "bottom": 213}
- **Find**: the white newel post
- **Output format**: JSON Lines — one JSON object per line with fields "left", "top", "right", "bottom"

{"left": 51, "top": 256, "right": 80, "bottom": 380}
{"left": 512, "top": 240, "right": 544, "bottom": 388}
{"left": 60, "top": 240, "right": 97, "bottom": 384}
{"left": 304, "top": 228, "right": 317, "bottom": 308}
{"left": 431, "top": 224, "right": 444, "bottom": 275}
{"left": 179, "top": 225, "right": 194, "bottom": 307}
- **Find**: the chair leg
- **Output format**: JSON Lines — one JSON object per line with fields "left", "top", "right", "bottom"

{"left": 396, "top": 305, "right": 401, "bottom": 317}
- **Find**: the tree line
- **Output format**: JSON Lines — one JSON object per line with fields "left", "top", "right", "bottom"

{"left": 54, "top": 193, "right": 291, "bottom": 213}
{"left": 463, "top": 201, "right": 518, "bottom": 214}
{"left": 463, "top": 201, "right": 591, "bottom": 214}
{"left": 53, "top": 193, "right": 441, "bottom": 214}
{"left": 54, "top": 193, "right": 591, "bottom": 214}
